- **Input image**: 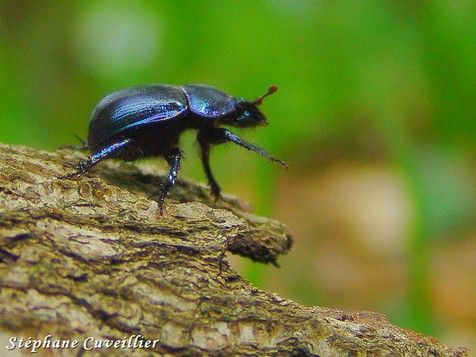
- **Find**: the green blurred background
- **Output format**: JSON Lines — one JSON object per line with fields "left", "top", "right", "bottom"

{"left": 1, "top": 0, "right": 475, "bottom": 350}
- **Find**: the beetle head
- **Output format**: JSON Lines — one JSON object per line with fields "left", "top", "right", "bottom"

{"left": 226, "top": 85, "right": 278, "bottom": 128}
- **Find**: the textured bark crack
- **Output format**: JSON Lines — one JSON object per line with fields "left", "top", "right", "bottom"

{"left": 0, "top": 143, "right": 468, "bottom": 356}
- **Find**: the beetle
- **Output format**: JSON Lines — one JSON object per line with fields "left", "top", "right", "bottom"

{"left": 62, "top": 84, "right": 286, "bottom": 214}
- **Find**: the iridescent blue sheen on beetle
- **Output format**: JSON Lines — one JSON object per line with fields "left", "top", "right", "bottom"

{"left": 62, "top": 84, "right": 285, "bottom": 214}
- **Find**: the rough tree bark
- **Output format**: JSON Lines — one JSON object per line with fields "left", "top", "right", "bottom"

{"left": 0, "top": 143, "right": 467, "bottom": 356}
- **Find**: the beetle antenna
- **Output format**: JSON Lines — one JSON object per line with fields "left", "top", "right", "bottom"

{"left": 254, "top": 85, "right": 278, "bottom": 105}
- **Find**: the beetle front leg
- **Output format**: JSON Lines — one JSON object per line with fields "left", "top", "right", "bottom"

{"left": 213, "top": 128, "right": 287, "bottom": 167}
{"left": 60, "top": 138, "right": 132, "bottom": 179}
{"left": 155, "top": 148, "right": 182, "bottom": 215}
{"left": 197, "top": 131, "right": 221, "bottom": 200}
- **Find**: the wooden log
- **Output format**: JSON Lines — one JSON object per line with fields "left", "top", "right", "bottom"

{"left": 0, "top": 143, "right": 467, "bottom": 356}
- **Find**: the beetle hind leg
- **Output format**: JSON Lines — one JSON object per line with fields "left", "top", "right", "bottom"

{"left": 59, "top": 138, "right": 132, "bottom": 179}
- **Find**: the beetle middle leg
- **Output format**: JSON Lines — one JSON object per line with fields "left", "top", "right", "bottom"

{"left": 153, "top": 148, "right": 182, "bottom": 215}
{"left": 60, "top": 138, "right": 132, "bottom": 179}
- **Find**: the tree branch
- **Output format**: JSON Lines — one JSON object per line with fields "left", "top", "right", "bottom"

{"left": 0, "top": 143, "right": 467, "bottom": 356}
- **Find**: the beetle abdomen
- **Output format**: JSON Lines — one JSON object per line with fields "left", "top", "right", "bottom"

{"left": 88, "top": 85, "right": 188, "bottom": 150}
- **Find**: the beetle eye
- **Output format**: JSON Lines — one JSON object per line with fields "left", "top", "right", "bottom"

{"left": 234, "top": 110, "right": 249, "bottom": 124}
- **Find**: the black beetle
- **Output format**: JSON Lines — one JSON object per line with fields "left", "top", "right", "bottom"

{"left": 63, "top": 84, "right": 286, "bottom": 214}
